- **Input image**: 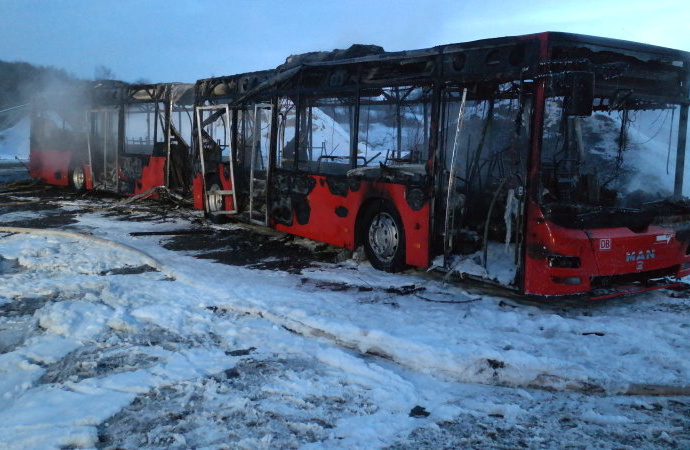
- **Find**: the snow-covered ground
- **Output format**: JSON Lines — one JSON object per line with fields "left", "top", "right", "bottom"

{"left": 1, "top": 192, "right": 689, "bottom": 448}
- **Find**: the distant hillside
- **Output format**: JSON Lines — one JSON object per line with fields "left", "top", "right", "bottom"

{"left": 0, "top": 60, "right": 80, "bottom": 128}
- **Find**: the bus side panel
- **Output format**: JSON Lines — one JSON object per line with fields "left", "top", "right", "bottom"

{"left": 84, "top": 164, "right": 93, "bottom": 190}
{"left": 272, "top": 175, "right": 431, "bottom": 268}
{"left": 191, "top": 165, "right": 234, "bottom": 212}
{"left": 273, "top": 175, "right": 358, "bottom": 249}
{"left": 29, "top": 148, "right": 72, "bottom": 186}
{"left": 523, "top": 202, "right": 595, "bottom": 296}
{"left": 218, "top": 164, "right": 235, "bottom": 212}
{"left": 192, "top": 173, "right": 204, "bottom": 210}
{"left": 195, "top": 163, "right": 236, "bottom": 210}
{"left": 403, "top": 208, "right": 431, "bottom": 267}
{"left": 366, "top": 181, "right": 430, "bottom": 268}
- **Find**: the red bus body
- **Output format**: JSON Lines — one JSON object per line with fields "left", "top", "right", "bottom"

{"left": 523, "top": 202, "right": 690, "bottom": 298}
{"left": 192, "top": 32, "right": 690, "bottom": 299}
{"left": 29, "top": 148, "right": 72, "bottom": 186}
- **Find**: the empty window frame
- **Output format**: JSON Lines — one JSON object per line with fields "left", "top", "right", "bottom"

{"left": 357, "top": 85, "right": 431, "bottom": 167}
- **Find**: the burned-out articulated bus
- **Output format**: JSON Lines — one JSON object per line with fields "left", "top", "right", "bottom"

{"left": 192, "top": 32, "right": 690, "bottom": 299}
{"left": 30, "top": 81, "right": 195, "bottom": 196}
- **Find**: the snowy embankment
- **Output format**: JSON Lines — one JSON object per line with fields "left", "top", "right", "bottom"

{"left": 0, "top": 114, "right": 29, "bottom": 162}
{"left": 0, "top": 229, "right": 231, "bottom": 447}
{"left": 1, "top": 204, "right": 690, "bottom": 447}
{"left": 0, "top": 114, "right": 31, "bottom": 184}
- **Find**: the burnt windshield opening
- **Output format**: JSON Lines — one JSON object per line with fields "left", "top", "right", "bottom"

{"left": 539, "top": 88, "right": 688, "bottom": 230}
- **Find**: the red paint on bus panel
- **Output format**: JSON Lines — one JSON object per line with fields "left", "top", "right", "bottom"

{"left": 192, "top": 173, "right": 204, "bottom": 210}
{"left": 28, "top": 149, "right": 71, "bottom": 186}
{"left": 523, "top": 202, "right": 690, "bottom": 297}
{"left": 134, "top": 156, "right": 166, "bottom": 197}
{"left": 585, "top": 226, "right": 686, "bottom": 276}
{"left": 84, "top": 164, "right": 93, "bottom": 190}
{"left": 273, "top": 175, "right": 431, "bottom": 269}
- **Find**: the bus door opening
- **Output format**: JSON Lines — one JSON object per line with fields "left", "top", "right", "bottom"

{"left": 195, "top": 104, "right": 237, "bottom": 221}
{"left": 88, "top": 107, "right": 120, "bottom": 191}
{"left": 239, "top": 103, "right": 272, "bottom": 225}
{"left": 440, "top": 82, "right": 532, "bottom": 288}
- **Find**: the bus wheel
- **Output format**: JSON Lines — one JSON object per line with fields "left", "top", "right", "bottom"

{"left": 205, "top": 177, "right": 227, "bottom": 224}
{"left": 362, "top": 202, "right": 406, "bottom": 272}
{"left": 69, "top": 166, "right": 86, "bottom": 192}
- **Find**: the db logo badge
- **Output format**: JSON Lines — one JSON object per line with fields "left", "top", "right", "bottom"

{"left": 600, "top": 238, "right": 612, "bottom": 250}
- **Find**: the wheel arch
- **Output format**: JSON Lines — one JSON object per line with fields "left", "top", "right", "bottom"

{"left": 203, "top": 172, "right": 230, "bottom": 224}
{"left": 355, "top": 191, "right": 431, "bottom": 269}
{"left": 355, "top": 196, "right": 408, "bottom": 272}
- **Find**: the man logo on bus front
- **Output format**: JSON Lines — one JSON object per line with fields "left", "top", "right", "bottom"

{"left": 626, "top": 250, "right": 655, "bottom": 262}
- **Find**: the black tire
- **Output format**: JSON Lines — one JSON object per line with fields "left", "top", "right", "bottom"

{"left": 204, "top": 176, "right": 228, "bottom": 224}
{"left": 69, "top": 166, "right": 86, "bottom": 192}
{"left": 361, "top": 201, "right": 406, "bottom": 272}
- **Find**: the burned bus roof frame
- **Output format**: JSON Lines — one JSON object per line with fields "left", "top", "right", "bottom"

{"left": 193, "top": 32, "right": 689, "bottom": 105}
{"left": 195, "top": 70, "right": 277, "bottom": 105}
{"left": 91, "top": 81, "right": 195, "bottom": 107}
{"left": 191, "top": 31, "right": 690, "bottom": 198}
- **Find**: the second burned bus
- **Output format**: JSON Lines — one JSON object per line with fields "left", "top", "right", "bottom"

{"left": 191, "top": 32, "right": 690, "bottom": 299}
{"left": 30, "top": 81, "right": 195, "bottom": 197}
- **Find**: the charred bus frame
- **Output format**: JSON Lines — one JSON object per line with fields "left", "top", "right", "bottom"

{"left": 192, "top": 32, "right": 690, "bottom": 299}
{"left": 30, "top": 81, "right": 195, "bottom": 196}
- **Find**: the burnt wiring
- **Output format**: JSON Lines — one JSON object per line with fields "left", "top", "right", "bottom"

{"left": 465, "top": 98, "right": 495, "bottom": 191}
{"left": 667, "top": 107, "right": 675, "bottom": 175}
{"left": 598, "top": 108, "right": 632, "bottom": 191}
{"left": 482, "top": 178, "right": 508, "bottom": 269}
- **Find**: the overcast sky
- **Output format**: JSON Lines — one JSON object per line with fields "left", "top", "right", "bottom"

{"left": 1, "top": 0, "right": 689, "bottom": 83}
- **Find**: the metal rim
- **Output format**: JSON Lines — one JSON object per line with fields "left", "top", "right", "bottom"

{"left": 367, "top": 211, "right": 399, "bottom": 262}
{"left": 207, "top": 184, "right": 224, "bottom": 213}
{"left": 71, "top": 166, "right": 85, "bottom": 190}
